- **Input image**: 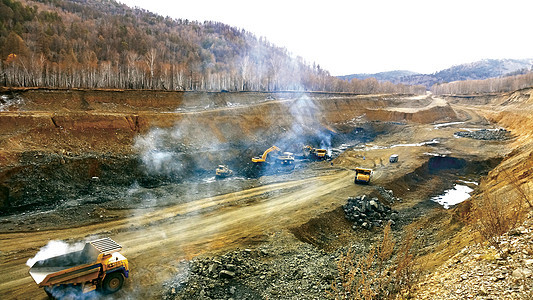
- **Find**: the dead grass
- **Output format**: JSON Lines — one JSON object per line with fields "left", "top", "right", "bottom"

{"left": 471, "top": 169, "right": 531, "bottom": 250}
{"left": 329, "top": 224, "right": 422, "bottom": 299}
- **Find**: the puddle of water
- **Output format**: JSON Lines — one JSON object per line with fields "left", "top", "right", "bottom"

{"left": 431, "top": 184, "right": 473, "bottom": 209}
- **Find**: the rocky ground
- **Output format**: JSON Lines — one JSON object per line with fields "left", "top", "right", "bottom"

{"left": 454, "top": 128, "right": 511, "bottom": 140}
{"left": 414, "top": 211, "right": 533, "bottom": 299}
{"left": 162, "top": 231, "right": 340, "bottom": 300}
{"left": 343, "top": 195, "right": 399, "bottom": 230}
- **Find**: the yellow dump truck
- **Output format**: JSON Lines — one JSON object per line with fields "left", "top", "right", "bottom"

{"left": 276, "top": 152, "right": 295, "bottom": 168}
{"left": 314, "top": 149, "right": 328, "bottom": 159}
{"left": 303, "top": 146, "right": 330, "bottom": 160}
{"left": 29, "top": 237, "right": 129, "bottom": 298}
{"left": 354, "top": 167, "right": 372, "bottom": 184}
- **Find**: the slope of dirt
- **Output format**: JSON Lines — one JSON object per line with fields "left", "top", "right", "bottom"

{"left": 411, "top": 88, "right": 533, "bottom": 299}
{"left": 0, "top": 88, "right": 528, "bottom": 299}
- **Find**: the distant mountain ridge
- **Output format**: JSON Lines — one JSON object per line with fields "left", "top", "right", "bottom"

{"left": 337, "top": 70, "right": 419, "bottom": 82}
{"left": 340, "top": 58, "right": 533, "bottom": 88}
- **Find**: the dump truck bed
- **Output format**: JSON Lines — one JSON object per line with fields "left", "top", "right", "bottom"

{"left": 29, "top": 250, "right": 95, "bottom": 285}
{"left": 29, "top": 238, "right": 122, "bottom": 287}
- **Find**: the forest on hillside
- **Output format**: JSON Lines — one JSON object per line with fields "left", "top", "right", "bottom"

{"left": 0, "top": 0, "right": 425, "bottom": 94}
{"left": 431, "top": 72, "right": 533, "bottom": 95}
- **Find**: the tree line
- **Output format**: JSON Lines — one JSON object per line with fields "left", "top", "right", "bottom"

{"left": 0, "top": 0, "right": 426, "bottom": 94}
{"left": 431, "top": 72, "right": 533, "bottom": 95}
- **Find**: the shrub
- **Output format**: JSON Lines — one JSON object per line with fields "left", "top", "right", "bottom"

{"left": 471, "top": 169, "right": 530, "bottom": 250}
{"left": 329, "top": 224, "right": 421, "bottom": 299}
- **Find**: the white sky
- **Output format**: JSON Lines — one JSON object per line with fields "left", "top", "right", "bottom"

{"left": 118, "top": 0, "right": 533, "bottom": 76}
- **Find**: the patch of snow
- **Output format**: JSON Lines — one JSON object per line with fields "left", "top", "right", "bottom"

{"left": 390, "top": 139, "right": 439, "bottom": 148}
{"left": 433, "top": 121, "right": 466, "bottom": 129}
{"left": 456, "top": 179, "right": 479, "bottom": 185}
{"left": 0, "top": 94, "right": 24, "bottom": 111}
{"left": 431, "top": 184, "right": 474, "bottom": 209}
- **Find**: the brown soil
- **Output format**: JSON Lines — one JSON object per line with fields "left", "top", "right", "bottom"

{"left": 0, "top": 88, "right": 530, "bottom": 299}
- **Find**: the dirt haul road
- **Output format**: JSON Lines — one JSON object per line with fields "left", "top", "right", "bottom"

{"left": 0, "top": 168, "right": 382, "bottom": 299}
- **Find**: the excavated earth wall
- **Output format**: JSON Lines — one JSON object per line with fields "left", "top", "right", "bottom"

{"left": 0, "top": 88, "right": 457, "bottom": 211}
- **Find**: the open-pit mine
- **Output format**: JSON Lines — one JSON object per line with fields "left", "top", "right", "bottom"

{"left": 1, "top": 88, "right": 532, "bottom": 299}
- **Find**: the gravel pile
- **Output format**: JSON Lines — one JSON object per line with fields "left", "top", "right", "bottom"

{"left": 454, "top": 128, "right": 511, "bottom": 140}
{"left": 343, "top": 195, "right": 399, "bottom": 230}
{"left": 163, "top": 235, "right": 338, "bottom": 300}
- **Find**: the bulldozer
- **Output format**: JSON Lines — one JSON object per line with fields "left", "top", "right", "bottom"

{"left": 354, "top": 167, "right": 372, "bottom": 184}
{"left": 215, "top": 165, "right": 233, "bottom": 179}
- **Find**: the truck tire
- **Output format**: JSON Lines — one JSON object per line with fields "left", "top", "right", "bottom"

{"left": 44, "top": 288, "right": 55, "bottom": 300}
{"left": 45, "top": 285, "right": 81, "bottom": 300}
{"left": 102, "top": 272, "right": 124, "bottom": 294}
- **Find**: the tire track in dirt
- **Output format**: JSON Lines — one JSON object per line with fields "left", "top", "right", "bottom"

{"left": 0, "top": 169, "right": 361, "bottom": 299}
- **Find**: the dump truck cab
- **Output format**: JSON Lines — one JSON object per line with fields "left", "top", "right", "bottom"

{"left": 354, "top": 167, "right": 372, "bottom": 184}
{"left": 29, "top": 238, "right": 129, "bottom": 298}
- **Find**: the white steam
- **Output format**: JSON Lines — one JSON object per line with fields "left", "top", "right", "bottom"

{"left": 26, "top": 240, "right": 85, "bottom": 267}
{"left": 285, "top": 94, "right": 332, "bottom": 151}
{"left": 134, "top": 127, "right": 186, "bottom": 177}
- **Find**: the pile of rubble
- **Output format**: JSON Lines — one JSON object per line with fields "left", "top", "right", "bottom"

{"left": 343, "top": 195, "right": 399, "bottom": 230}
{"left": 162, "top": 233, "right": 338, "bottom": 299}
{"left": 454, "top": 128, "right": 511, "bottom": 140}
{"left": 415, "top": 212, "right": 533, "bottom": 299}
{"left": 377, "top": 187, "right": 402, "bottom": 204}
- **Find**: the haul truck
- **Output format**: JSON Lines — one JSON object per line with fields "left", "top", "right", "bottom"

{"left": 29, "top": 237, "right": 129, "bottom": 298}
{"left": 354, "top": 167, "right": 373, "bottom": 184}
{"left": 303, "top": 146, "right": 330, "bottom": 160}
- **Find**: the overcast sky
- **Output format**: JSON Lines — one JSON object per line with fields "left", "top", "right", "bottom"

{"left": 118, "top": 0, "right": 533, "bottom": 76}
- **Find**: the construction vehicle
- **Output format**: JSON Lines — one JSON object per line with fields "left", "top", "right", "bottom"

{"left": 215, "top": 165, "right": 233, "bottom": 178}
{"left": 303, "top": 145, "right": 330, "bottom": 160}
{"left": 276, "top": 152, "right": 295, "bottom": 168}
{"left": 354, "top": 167, "right": 373, "bottom": 184}
{"left": 29, "top": 237, "right": 129, "bottom": 298}
{"left": 252, "top": 146, "right": 281, "bottom": 163}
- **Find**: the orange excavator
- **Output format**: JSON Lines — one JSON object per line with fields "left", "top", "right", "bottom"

{"left": 252, "top": 146, "right": 281, "bottom": 163}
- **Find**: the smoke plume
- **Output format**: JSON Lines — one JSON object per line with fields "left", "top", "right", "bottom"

{"left": 26, "top": 240, "right": 85, "bottom": 267}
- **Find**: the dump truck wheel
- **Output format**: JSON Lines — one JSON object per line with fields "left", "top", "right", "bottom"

{"left": 102, "top": 272, "right": 124, "bottom": 294}
{"left": 44, "top": 288, "right": 55, "bottom": 300}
